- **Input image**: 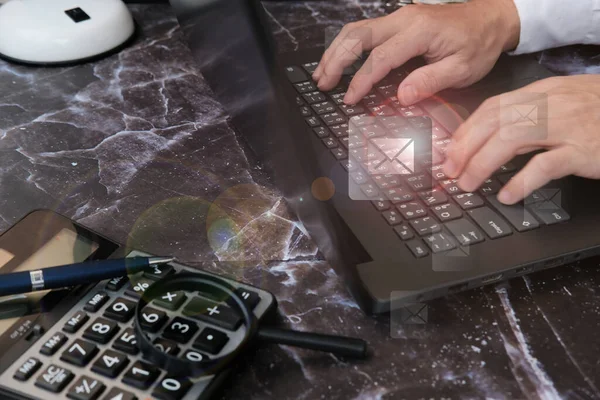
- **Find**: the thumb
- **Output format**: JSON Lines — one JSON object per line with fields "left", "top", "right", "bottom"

{"left": 398, "top": 56, "right": 468, "bottom": 106}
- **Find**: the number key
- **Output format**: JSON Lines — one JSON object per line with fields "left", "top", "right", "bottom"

{"left": 104, "top": 298, "right": 136, "bottom": 322}
{"left": 140, "top": 307, "right": 168, "bottom": 332}
{"left": 112, "top": 328, "right": 138, "bottom": 355}
{"left": 162, "top": 317, "right": 199, "bottom": 344}
{"left": 91, "top": 350, "right": 129, "bottom": 378}
{"left": 60, "top": 339, "right": 98, "bottom": 366}
{"left": 83, "top": 317, "right": 119, "bottom": 344}
{"left": 153, "top": 338, "right": 180, "bottom": 356}
{"left": 122, "top": 361, "right": 160, "bottom": 390}
{"left": 397, "top": 201, "right": 427, "bottom": 220}
{"left": 153, "top": 376, "right": 193, "bottom": 400}
{"left": 409, "top": 216, "right": 442, "bottom": 236}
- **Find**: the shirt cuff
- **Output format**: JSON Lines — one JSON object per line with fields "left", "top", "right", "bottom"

{"left": 509, "top": 0, "right": 600, "bottom": 55}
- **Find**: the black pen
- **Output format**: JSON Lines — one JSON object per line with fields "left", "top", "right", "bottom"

{"left": 0, "top": 257, "right": 173, "bottom": 297}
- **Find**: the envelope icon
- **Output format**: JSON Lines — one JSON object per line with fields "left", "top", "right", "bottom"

{"left": 511, "top": 105, "right": 538, "bottom": 126}
{"left": 368, "top": 138, "right": 415, "bottom": 174}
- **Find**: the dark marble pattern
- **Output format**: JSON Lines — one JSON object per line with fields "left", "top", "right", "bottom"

{"left": 1, "top": 1, "right": 600, "bottom": 399}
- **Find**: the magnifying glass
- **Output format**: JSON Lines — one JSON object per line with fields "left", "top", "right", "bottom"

{"left": 134, "top": 272, "right": 368, "bottom": 378}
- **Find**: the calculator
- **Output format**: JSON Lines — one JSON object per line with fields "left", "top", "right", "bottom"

{"left": 0, "top": 210, "right": 277, "bottom": 400}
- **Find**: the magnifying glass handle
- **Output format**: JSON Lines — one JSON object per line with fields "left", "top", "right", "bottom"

{"left": 257, "top": 327, "right": 368, "bottom": 359}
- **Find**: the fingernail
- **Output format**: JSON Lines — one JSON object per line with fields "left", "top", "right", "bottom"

{"left": 400, "top": 85, "right": 418, "bottom": 105}
{"left": 457, "top": 172, "right": 477, "bottom": 193}
{"left": 443, "top": 158, "right": 457, "bottom": 178}
{"left": 497, "top": 190, "right": 514, "bottom": 204}
{"left": 343, "top": 87, "right": 355, "bottom": 104}
{"left": 313, "top": 70, "right": 321, "bottom": 81}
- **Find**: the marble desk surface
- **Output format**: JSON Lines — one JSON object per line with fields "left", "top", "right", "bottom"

{"left": 1, "top": 2, "right": 600, "bottom": 399}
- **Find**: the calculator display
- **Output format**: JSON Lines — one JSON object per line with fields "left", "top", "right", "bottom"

{"left": 0, "top": 229, "right": 99, "bottom": 337}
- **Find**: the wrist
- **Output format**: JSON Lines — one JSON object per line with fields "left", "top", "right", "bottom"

{"left": 497, "top": 0, "right": 521, "bottom": 52}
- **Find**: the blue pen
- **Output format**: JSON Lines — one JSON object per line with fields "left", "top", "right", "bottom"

{"left": 0, "top": 257, "right": 173, "bottom": 297}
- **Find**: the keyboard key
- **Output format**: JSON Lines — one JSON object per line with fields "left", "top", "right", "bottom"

{"left": 140, "top": 307, "right": 168, "bottom": 333}
{"left": 497, "top": 173, "right": 515, "bottom": 185}
{"left": 60, "top": 339, "right": 98, "bottom": 367}
{"left": 429, "top": 164, "right": 447, "bottom": 181}
{"left": 153, "top": 376, "right": 193, "bottom": 400}
{"left": 105, "top": 276, "right": 127, "bottom": 291}
{"left": 372, "top": 199, "right": 391, "bottom": 211}
{"left": 14, "top": 357, "right": 42, "bottom": 381}
{"left": 468, "top": 207, "right": 513, "bottom": 239}
{"left": 528, "top": 201, "right": 571, "bottom": 225}
{"left": 312, "top": 101, "right": 336, "bottom": 115}
{"left": 153, "top": 338, "right": 180, "bottom": 356}
{"left": 112, "top": 328, "right": 138, "bottom": 355}
{"left": 359, "top": 123, "right": 386, "bottom": 139}
{"left": 83, "top": 317, "right": 119, "bottom": 344}
{"left": 103, "top": 298, "right": 136, "bottom": 322}
{"left": 300, "top": 106, "right": 312, "bottom": 117}
{"left": 295, "top": 96, "right": 305, "bottom": 106}
{"left": 382, "top": 210, "right": 402, "bottom": 226}
{"left": 101, "top": 388, "right": 136, "bottom": 400}
{"left": 284, "top": 66, "right": 308, "bottom": 83}
{"left": 63, "top": 311, "right": 89, "bottom": 333}
{"left": 397, "top": 201, "right": 427, "bottom": 220}
{"left": 410, "top": 216, "right": 442, "bottom": 236}
{"left": 229, "top": 287, "right": 261, "bottom": 310}
{"left": 330, "top": 92, "right": 346, "bottom": 105}
{"left": 431, "top": 203, "right": 462, "bottom": 222}
{"left": 423, "top": 232, "right": 457, "bottom": 253}
{"left": 418, "top": 188, "right": 447, "bottom": 206}
{"left": 303, "top": 90, "right": 326, "bottom": 103}
{"left": 398, "top": 105, "right": 424, "bottom": 118}
{"left": 193, "top": 328, "right": 229, "bottom": 354}
{"left": 294, "top": 82, "right": 316, "bottom": 94}
{"left": 305, "top": 116, "right": 320, "bottom": 128}
{"left": 383, "top": 187, "right": 413, "bottom": 203}
{"left": 349, "top": 114, "right": 374, "bottom": 128}
{"left": 341, "top": 159, "right": 357, "bottom": 172}
{"left": 408, "top": 116, "right": 431, "bottom": 130}
{"left": 302, "top": 61, "right": 319, "bottom": 74}
{"left": 35, "top": 364, "right": 74, "bottom": 393}
{"left": 143, "top": 263, "right": 175, "bottom": 280}
{"left": 453, "top": 193, "right": 484, "bottom": 210}
{"left": 339, "top": 104, "right": 365, "bottom": 116}
{"left": 368, "top": 104, "right": 395, "bottom": 116}
{"left": 154, "top": 290, "right": 187, "bottom": 311}
{"left": 321, "top": 111, "right": 347, "bottom": 126}
{"left": 379, "top": 116, "right": 407, "bottom": 130}
{"left": 350, "top": 170, "right": 369, "bottom": 185}
{"left": 313, "top": 126, "right": 330, "bottom": 138}
{"left": 488, "top": 196, "right": 539, "bottom": 232}
{"left": 331, "top": 147, "right": 348, "bottom": 160}
{"left": 496, "top": 162, "right": 517, "bottom": 174}
{"left": 183, "top": 297, "right": 243, "bottom": 331}
{"left": 524, "top": 190, "right": 545, "bottom": 205}
{"left": 406, "top": 240, "right": 430, "bottom": 258}
{"left": 330, "top": 123, "right": 350, "bottom": 138}
{"left": 66, "top": 376, "right": 105, "bottom": 400}
{"left": 124, "top": 277, "right": 155, "bottom": 299}
{"left": 122, "top": 361, "right": 160, "bottom": 390}
{"left": 162, "top": 317, "right": 199, "bottom": 343}
{"left": 360, "top": 183, "right": 379, "bottom": 197}
{"left": 183, "top": 349, "right": 208, "bottom": 363}
{"left": 322, "top": 137, "right": 338, "bottom": 149}
{"left": 440, "top": 179, "right": 464, "bottom": 195}
{"left": 84, "top": 291, "right": 110, "bottom": 312}
{"left": 92, "top": 350, "right": 129, "bottom": 378}
{"left": 394, "top": 224, "right": 415, "bottom": 240}
{"left": 479, "top": 177, "right": 502, "bottom": 196}
{"left": 362, "top": 92, "right": 383, "bottom": 107}
{"left": 445, "top": 218, "right": 485, "bottom": 246}
{"left": 40, "top": 332, "right": 68, "bottom": 356}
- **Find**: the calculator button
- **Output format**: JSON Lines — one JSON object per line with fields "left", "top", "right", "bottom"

{"left": 13, "top": 357, "right": 42, "bottom": 381}
{"left": 63, "top": 311, "right": 90, "bottom": 333}
{"left": 124, "top": 278, "right": 155, "bottom": 299}
{"left": 193, "top": 328, "right": 229, "bottom": 354}
{"left": 66, "top": 376, "right": 106, "bottom": 400}
{"left": 101, "top": 387, "right": 137, "bottom": 400}
{"left": 154, "top": 291, "right": 187, "bottom": 311}
{"left": 83, "top": 317, "right": 119, "bottom": 344}
{"left": 84, "top": 291, "right": 110, "bottom": 312}
{"left": 143, "top": 263, "right": 175, "bottom": 280}
{"left": 104, "top": 298, "right": 137, "bottom": 322}
{"left": 91, "top": 350, "right": 130, "bottom": 378}
{"left": 152, "top": 376, "right": 193, "bottom": 400}
{"left": 60, "top": 339, "right": 99, "bottom": 367}
{"left": 122, "top": 361, "right": 160, "bottom": 390}
{"left": 140, "top": 307, "right": 168, "bottom": 332}
{"left": 112, "top": 328, "right": 138, "bottom": 355}
{"left": 106, "top": 276, "right": 127, "bottom": 292}
{"left": 153, "top": 338, "right": 180, "bottom": 356}
{"left": 35, "top": 364, "right": 74, "bottom": 393}
{"left": 40, "top": 332, "right": 68, "bottom": 355}
{"left": 162, "top": 317, "right": 199, "bottom": 344}
{"left": 183, "top": 297, "right": 243, "bottom": 331}
{"left": 227, "top": 288, "right": 260, "bottom": 310}
{"left": 182, "top": 349, "right": 208, "bottom": 363}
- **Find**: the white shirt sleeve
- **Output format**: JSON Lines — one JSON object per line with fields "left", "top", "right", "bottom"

{"left": 510, "top": 0, "right": 600, "bottom": 54}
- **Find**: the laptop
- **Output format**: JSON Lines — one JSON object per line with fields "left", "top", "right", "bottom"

{"left": 170, "top": 0, "right": 600, "bottom": 314}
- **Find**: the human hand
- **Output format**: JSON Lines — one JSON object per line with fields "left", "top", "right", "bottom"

{"left": 443, "top": 75, "right": 600, "bottom": 204}
{"left": 312, "top": 0, "right": 521, "bottom": 106}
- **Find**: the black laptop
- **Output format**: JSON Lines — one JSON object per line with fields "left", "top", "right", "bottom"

{"left": 170, "top": 0, "right": 600, "bottom": 314}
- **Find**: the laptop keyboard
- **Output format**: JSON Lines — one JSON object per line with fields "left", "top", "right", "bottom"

{"left": 285, "top": 61, "right": 570, "bottom": 258}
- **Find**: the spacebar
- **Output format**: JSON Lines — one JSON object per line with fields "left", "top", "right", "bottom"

{"left": 420, "top": 98, "right": 464, "bottom": 134}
